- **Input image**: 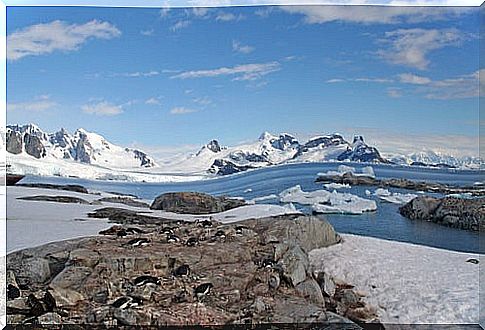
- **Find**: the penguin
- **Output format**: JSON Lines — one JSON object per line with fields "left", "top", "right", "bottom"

{"left": 260, "top": 258, "right": 275, "bottom": 269}
{"left": 124, "top": 238, "right": 150, "bottom": 247}
{"left": 185, "top": 237, "right": 199, "bottom": 247}
{"left": 133, "top": 275, "right": 161, "bottom": 286}
{"left": 42, "top": 290, "right": 56, "bottom": 312}
{"left": 27, "top": 294, "right": 45, "bottom": 317}
{"left": 214, "top": 230, "right": 226, "bottom": 238}
{"left": 173, "top": 264, "right": 190, "bottom": 277}
{"left": 167, "top": 234, "right": 181, "bottom": 243}
{"left": 194, "top": 283, "right": 213, "bottom": 299}
{"left": 116, "top": 229, "right": 128, "bottom": 237}
{"left": 161, "top": 227, "right": 175, "bottom": 235}
{"left": 126, "top": 227, "right": 145, "bottom": 235}
{"left": 7, "top": 283, "right": 20, "bottom": 300}
{"left": 234, "top": 225, "right": 247, "bottom": 236}
{"left": 198, "top": 220, "right": 213, "bottom": 228}
{"left": 111, "top": 296, "right": 142, "bottom": 309}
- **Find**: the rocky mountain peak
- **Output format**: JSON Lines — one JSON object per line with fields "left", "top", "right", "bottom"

{"left": 206, "top": 140, "right": 222, "bottom": 153}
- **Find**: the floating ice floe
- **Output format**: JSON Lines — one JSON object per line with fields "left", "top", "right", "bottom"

{"left": 373, "top": 188, "right": 417, "bottom": 204}
{"left": 244, "top": 188, "right": 253, "bottom": 193}
{"left": 247, "top": 194, "right": 279, "bottom": 204}
{"left": 317, "top": 165, "right": 376, "bottom": 179}
{"left": 324, "top": 183, "right": 351, "bottom": 190}
{"left": 279, "top": 185, "right": 377, "bottom": 215}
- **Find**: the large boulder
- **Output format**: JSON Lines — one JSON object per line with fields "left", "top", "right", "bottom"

{"left": 400, "top": 196, "right": 485, "bottom": 231}
{"left": 150, "top": 192, "right": 245, "bottom": 214}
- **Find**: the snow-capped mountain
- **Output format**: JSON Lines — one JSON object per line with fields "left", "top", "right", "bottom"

{"left": 182, "top": 131, "right": 389, "bottom": 175}
{"left": 6, "top": 124, "right": 156, "bottom": 169}
{"left": 5, "top": 124, "right": 480, "bottom": 182}
{"left": 386, "top": 151, "right": 481, "bottom": 169}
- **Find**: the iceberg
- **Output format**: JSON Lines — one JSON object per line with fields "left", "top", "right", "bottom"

{"left": 373, "top": 188, "right": 417, "bottom": 204}
{"left": 279, "top": 185, "right": 377, "bottom": 215}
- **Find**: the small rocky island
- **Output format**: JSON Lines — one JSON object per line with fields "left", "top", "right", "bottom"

{"left": 6, "top": 189, "right": 379, "bottom": 327}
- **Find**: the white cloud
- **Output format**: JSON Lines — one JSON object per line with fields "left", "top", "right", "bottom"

{"left": 192, "top": 7, "right": 210, "bottom": 17}
{"left": 140, "top": 29, "right": 154, "bottom": 36}
{"left": 170, "top": 107, "right": 198, "bottom": 115}
{"left": 172, "top": 61, "right": 281, "bottom": 81}
{"left": 160, "top": 8, "right": 170, "bottom": 18}
{"left": 171, "top": 20, "right": 191, "bottom": 31}
{"left": 215, "top": 12, "right": 244, "bottom": 21}
{"left": 8, "top": 95, "right": 57, "bottom": 112}
{"left": 193, "top": 96, "right": 213, "bottom": 106}
{"left": 377, "top": 28, "right": 465, "bottom": 70}
{"left": 232, "top": 40, "right": 255, "bottom": 54}
{"left": 387, "top": 87, "right": 403, "bottom": 98}
{"left": 82, "top": 101, "right": 123, "bottom": 116}
{"left": 325, "top": 77, "right": 393, "bottom": 83}
{"left": 280, "top": 5, "right": 473, "bottom": 25}
{"left": 145, "top": 97, "right": 162, "bottom": 105}
{"left": 398, "top": 73, "right": 432, "bottom": 85}
{"left": 118, "top": 70, "right": 160, "bottom": 78}
{"left": 424, "top": 70, "right": 480, "bottom": 100}
{"left": 7, "top": 20, "right": 120, "bottom": 61}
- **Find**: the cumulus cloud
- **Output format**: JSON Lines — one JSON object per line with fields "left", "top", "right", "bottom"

{"left": 280, "top": 5, "right": 473, "bottom": 25}
{"left": 82, "top": 101, "right": 123, "bottom": 116}
{"left": 140, "top": 29, "right": 154, "bottom": 36}
{"left": 170, "top": 107, "right": 198, "bottom": 115}
{"left": 232, "top": 40, "right": 255, "bottom": 54}
{"left": 7, "top": 20, "right": 120, "bottom": 61}
{"left": 8, "top": 95, "right": 57, "bottom": 112}
{"left": 377, "top": 28, "right": 466, "bottom": 70}
{"left": 172, "top": 61, "right": 280, "bottom": 81}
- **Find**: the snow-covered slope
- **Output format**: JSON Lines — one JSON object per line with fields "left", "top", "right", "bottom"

{"left": 385, "top": 150, "right": 481, "bottom": 170}
{"left": 6, "top": 124, "right": 156, "bottom": 170}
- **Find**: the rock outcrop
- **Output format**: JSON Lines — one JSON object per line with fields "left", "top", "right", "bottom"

{"left": 399, "top": 196, "right": 485, "bottom": 231}
{"left": 150, "top": 192, "right": 245, "bottom": 214}
{"left": 6, "top": 209, "right": 377, "bottom": 326}
{"left": 316, "top": 172, "right": 485, "bottom": 197}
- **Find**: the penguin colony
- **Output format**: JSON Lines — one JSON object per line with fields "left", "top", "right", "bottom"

{"left": 8, "top": 218, "right": 268, "bottom": 324}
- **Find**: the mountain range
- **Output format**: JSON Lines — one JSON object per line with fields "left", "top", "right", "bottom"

{"left": 4, "top": 124, "right": 481, "bottom": 181}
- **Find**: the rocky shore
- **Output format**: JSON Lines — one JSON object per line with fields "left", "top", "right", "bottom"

{"left": 399, "top": 196, "right": 485, "bottom": 231}
{"left": 6, "top": 190, "right": 380, "bottom": 327}
{"left": 316, "top": 172, "right": 485, "bottom": 197}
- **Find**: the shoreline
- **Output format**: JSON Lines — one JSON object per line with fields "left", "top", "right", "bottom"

{"left": 310, "top": 234, "right": 481, "bottom": 324}
{"left": 11, "top": 160, "right": 484, "bottom": 185}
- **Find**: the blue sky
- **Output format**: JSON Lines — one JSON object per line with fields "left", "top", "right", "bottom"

{"left": 6, "top": 5, "right": 482, "bottom": 157}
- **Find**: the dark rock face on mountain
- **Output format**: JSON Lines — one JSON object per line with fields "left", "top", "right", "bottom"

{"left": 269, "top": 133, "right": 299, "bottom": 151}
{"left": 206, "top": 140, "right": 222, "bottom": 153}
{"left": 150, "top": 192, "right": 246, "bottom": 214}
{"left": 337, "top": 136, "right": 389, "bottom": 163}
{"left": 23, "top": 134, "right": 46, "bottom": 159}
{"left": 6, "top": 130, "right": 23, "bottom": 154}
{"left": 399, "top": 196, "right": 485, "bottom": 231}
{"left": 6, "top": 210, "right": 377, "bottom": 326}
{"left": 132, "top": 150, "right": 155, "bottom": 167}
{"left": 229, "top": 151, "right": 268, "bottom": 163}
{"left": 209, "top": 159, "right": 255, "bottom": 175}
{"left": 294, "top": 134, "right": 347, "bottom": 158}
